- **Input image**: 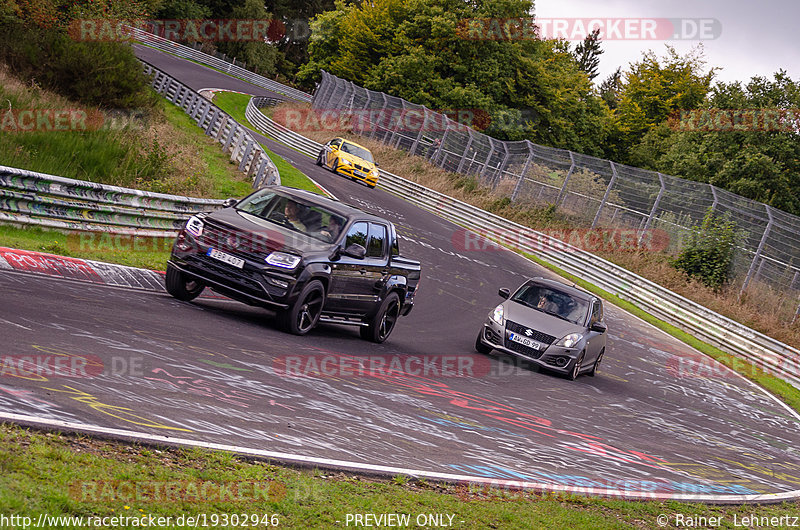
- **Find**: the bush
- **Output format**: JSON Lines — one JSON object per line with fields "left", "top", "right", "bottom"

{"left": 0, "top": 18, "right": 159, "bottom": 111}
{"left": 672, "top": 208, "right": 740, "bottom": 289}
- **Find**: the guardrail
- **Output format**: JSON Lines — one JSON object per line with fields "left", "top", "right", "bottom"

{"left": 0, "top": 165, "right": 224, "bottom": 236}
{"left": 128, "top": 26, "right": 312, "bottom": 103}
{"left": 244, "top": 99, "right": 800, "bottom": 389}
{"left": 141, "top": 61, "right": 281, "bottom": 189}
{"left": 0, "top": 60, "right": 281, "bottom": 236}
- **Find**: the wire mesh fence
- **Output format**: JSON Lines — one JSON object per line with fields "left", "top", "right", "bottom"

{"left": 312, "top": 70, "right": 800, "bottom": 319}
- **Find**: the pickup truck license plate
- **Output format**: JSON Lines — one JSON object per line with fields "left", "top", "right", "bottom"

{"left": 509, "top": 333, "right": 538, "bottom": 349}
{"left": 207, "top": 248, "right": 245, "bottom": 269}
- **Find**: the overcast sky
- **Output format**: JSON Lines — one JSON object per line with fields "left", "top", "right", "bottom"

{"left": 533, "top": 0, "right": 799, "bottom": 86}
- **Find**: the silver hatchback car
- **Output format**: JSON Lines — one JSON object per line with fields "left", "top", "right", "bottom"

{"left": 476, "top": 277, "right": 607, "bottom": 380}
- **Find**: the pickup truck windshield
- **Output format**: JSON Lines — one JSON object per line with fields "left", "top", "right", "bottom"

{"left": 236, "top": 190, "right": 346, "bottom": 243}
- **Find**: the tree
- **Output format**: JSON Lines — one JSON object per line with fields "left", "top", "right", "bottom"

{"left": 573, "top": 29, "right": 603, "bottom": 81}
{"left": 299, "top": 0, "right": 614, "bottom": 156}
{"left": 599, "top": 67, "right": 622, "bottom": 109}
{"left": 651, "top": 71, "right": 800, "bottom": 214}
{"left": 614, "top": 46, "right": 716, "bottom": 155}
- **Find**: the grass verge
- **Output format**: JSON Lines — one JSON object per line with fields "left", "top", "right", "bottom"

{"left": 211, "top": 91, "right": 324, "bottom": 195}
{"left": 0, "top": 225, "right": 170, "bottom": 271}
{"left": 1, "top": 423, "right": 797, "bottom": 529}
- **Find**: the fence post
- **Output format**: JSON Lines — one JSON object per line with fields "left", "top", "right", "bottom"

{"left": 480, "top": 140, "right": 497, "bottom": 183}
{"left": 639, "top": 172, "right": 666, "bottom": 246}
{"left": 511, "top": 141, "right": 534, "bottom": 201}
{"left": 740, "top": 205, "right": 774, "bottom": 296}
{"left": 492, "top": 144, "right": 510, "bottom": 189}
{"left": 410, "top": 106, "right": 430, "bottom": 156}
{"left": 556, "top": 151, "right": 575, "bottom": 207}
{"left": 456, "top": 130, "right": 475, "bottom": 174}
{"left": 591, "top": 161, "right": 619, "bottom": 229}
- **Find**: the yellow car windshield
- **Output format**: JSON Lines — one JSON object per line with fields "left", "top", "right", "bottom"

{"left": 340, "top": 142, "right": 374, "bottom": 163}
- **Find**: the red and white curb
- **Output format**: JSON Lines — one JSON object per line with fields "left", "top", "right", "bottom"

{"left": 0, "top": 247, "right": 166, "bottom": 292}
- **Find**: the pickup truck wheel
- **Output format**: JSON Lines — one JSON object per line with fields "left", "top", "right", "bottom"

{"left": 360, "top": 292, "right": 400, "bottom": 343}
{"left": 165, "top": 264, "right": 204, "bottom": 301}
{"left": 278, "top": 280, "right": 325, "bottom": 335}
{"left": 475, "top": 330, "right": 493, "bottom": 354}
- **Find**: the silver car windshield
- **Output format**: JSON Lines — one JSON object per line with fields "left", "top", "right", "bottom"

{"left": 236, "top": 190, "right": 346, "bottom": 243}
{"left": 511, "top": 283, "right": 589, "bottom": 325}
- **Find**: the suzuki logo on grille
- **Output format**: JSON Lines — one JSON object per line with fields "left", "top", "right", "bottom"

{"left": 525, "top": 329, "right": 533, "bottom": 337}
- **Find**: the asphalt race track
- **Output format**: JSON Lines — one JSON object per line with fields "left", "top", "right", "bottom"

{"left": 0, "top": 46, "right": 798, "bottom": 503}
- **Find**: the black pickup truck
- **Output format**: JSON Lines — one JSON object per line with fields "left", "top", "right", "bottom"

{"left": 165, "top": 186, "right": 421, "bottom": 343}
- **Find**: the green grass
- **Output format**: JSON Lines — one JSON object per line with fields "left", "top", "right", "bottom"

{"left": 211, "top": 91, "right": 325, "bottom": 195}
{"left": 0, "top": 224, "right": 170, "bottom": 271}
{"left": 1, "top": 423, "right": 797, "bottom": 529}
{"left": 159, "top": 100, "right": 254, "bottom": 199}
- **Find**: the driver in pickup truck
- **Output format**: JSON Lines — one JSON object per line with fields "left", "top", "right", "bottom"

{"left": 284, "top": 201, "right": 307, "bottom": 231}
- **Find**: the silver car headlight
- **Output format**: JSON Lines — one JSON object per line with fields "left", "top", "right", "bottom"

{"left": 490, "top": 304, "right": 504, "bottom": 326}
{"left": 265, "top": 252, "right": 301, "bottom": 269}
{"left": 556, "top": 333, "right": 583, "bottom": 348}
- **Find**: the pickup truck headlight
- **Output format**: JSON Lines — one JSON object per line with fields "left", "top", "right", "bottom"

{"left": 490, "top": 304, "right": 504, "bottom": 326}
{"left": 185, "top": 215, "right": 204, "bottom": 237}
{"left": 556, "top": 333, "right": 583, "bottom": 348}
{"left": 265, "top": 252, "right": 301, "bottom": 269}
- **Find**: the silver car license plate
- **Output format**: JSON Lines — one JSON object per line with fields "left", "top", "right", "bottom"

{"left": 207, "top": 248, "right": 245, "bottom": 269}
{"left": 509, "top": 332, "right": 538, "bottom": 350}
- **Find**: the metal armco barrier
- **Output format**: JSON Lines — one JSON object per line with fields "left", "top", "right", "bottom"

{"left": 0, "top": 166, "right": 224, "bottom": 236}
{"left": 140, "top": 61, "right": 280, "bottom": 189}
{"left": 128, "top": 26, "right": 312, "bottom": 103}
{"left": 243, "top": 105, "right": 800, "bottom": 389}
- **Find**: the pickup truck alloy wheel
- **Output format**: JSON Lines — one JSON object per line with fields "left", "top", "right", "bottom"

{"left": 361, "top": 292, "right": 400, "bottom": 343}
{"left": 279, "top": 280, "right": 325, "bottom": 335}
{"left": 165, "top": 264, "right": 204, "bottom": 301}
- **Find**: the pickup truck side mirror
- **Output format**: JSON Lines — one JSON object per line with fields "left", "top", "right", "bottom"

{"left": 498, "top": 288, "right": 510, "bottom": 299}
{"left": 222, "top": 198, "right": 238, "bottom": 208}
{"left": 343, "top": 243, "right": 366, "bottom": 259}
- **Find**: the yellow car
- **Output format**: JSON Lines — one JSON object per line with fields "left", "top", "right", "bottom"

{"left": 316, "top": 137, "right": 379, "bottom": 189}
